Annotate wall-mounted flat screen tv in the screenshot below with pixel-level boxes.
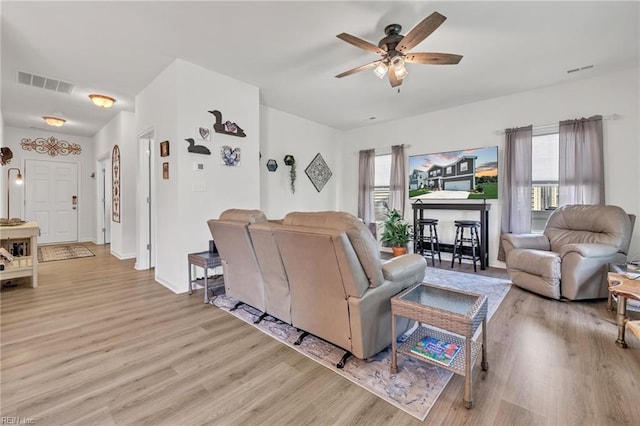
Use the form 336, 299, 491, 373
409, 146, 498, 200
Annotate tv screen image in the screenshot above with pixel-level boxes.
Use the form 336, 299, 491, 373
409, 146, 498, 200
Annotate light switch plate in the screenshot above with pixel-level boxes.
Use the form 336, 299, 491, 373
193, 162, 204, 171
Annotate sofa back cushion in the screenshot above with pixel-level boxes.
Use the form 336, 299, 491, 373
283, 211, 384, 287
544, 204, 632, 253
220, 208, 267, 224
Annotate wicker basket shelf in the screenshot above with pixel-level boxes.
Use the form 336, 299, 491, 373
396, 326, 481, 375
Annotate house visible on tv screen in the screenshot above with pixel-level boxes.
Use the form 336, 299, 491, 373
409, 146, 498, 200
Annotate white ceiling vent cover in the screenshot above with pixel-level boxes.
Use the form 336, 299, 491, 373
17, 71, 74, 94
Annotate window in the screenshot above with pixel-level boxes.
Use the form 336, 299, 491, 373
460, 162, 468, 172
374, 154, 391, 222
531, 132, 559, 232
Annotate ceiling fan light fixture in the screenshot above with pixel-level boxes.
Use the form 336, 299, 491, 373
89, 94, 116, 108
373, 62, 388, 79
42, 116, 66, 127
390, 55, 409, 80
395, 64, 408, 80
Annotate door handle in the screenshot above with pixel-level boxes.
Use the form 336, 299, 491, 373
72, 195, 77, 210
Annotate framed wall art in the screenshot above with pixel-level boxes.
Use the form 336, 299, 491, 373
162, 162, 169, 179
112, 144, 121, 223
305, 153, 332, 193
160, 140, 170, 157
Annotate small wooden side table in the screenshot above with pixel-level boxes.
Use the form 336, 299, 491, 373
607, 272, 640, 348
188, 251, 222, 303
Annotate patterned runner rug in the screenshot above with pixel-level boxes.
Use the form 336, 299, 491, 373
211, 267, 511, 420
37, 244, 95, 263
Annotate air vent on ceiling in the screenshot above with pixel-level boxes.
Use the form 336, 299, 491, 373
17, 71, 74, 94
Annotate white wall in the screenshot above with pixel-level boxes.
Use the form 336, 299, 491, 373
339, 67, 640, 266
136, 59, 260, 293
3, 126, 95, 242
260, 106, 341, 219
93, 111, 137, 258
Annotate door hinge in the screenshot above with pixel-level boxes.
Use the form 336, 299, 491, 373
146, 197, 151, 204
146, 244, 151, 250
102, 228, 105, 232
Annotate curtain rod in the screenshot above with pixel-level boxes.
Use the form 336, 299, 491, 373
494, 113, 621, 135
353, 144, 412, 155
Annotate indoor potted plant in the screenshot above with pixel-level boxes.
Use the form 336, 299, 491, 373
380, 208, 412, 257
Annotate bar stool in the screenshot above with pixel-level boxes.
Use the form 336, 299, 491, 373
417, 218, 441, 266
451, 220, 481, 272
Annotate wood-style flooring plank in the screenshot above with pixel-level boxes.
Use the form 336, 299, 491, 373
2, 244, 640, 425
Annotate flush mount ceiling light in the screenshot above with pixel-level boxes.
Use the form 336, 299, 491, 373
88, 94, 116, 108
42, 116, 66, 127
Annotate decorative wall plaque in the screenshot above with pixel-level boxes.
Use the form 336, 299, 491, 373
305, 153, 332, 193
112, 145, 121, 223
20, 136, 82, 157
208, 110, 246, 137
221, 145, 241, 166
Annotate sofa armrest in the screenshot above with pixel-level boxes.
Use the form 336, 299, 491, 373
502, 233, 550, 251
559, 243, 619, 258
382, 254, 427, 282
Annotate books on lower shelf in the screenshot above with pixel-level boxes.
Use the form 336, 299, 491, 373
410, 335, 461, 366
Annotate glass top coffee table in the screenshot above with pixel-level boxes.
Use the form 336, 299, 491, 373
390, 283, 488, 409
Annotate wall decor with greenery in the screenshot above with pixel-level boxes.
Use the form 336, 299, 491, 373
284, 155, 296, 193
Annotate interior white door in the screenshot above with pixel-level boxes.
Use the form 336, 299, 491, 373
25, 159, 79, 244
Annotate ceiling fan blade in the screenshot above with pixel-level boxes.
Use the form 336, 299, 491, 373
397, 12, 447, 53
336, 33, 386, 55
388, 66, 403, 88
404, 52, 463, 65
335, 60, 381, 78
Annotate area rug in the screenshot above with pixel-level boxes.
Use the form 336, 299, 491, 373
37, 244, 95, 263
211, 267, 511, 420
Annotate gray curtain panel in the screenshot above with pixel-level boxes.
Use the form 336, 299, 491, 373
358, 149, 375, 227
559, 115, 604, 205
388, 145, 406, 216
499, 125, 533, 261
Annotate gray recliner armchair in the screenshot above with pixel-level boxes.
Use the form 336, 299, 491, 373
501, 204, 634, 300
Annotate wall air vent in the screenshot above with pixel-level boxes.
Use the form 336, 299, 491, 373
567, 64, 595, 75
17, 71, 74, 94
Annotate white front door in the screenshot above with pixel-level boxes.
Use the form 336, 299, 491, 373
25, 159, 79, 244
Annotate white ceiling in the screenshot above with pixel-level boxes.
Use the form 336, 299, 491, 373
1, 1, 639, 137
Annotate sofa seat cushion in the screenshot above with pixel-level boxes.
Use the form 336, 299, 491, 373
507, 248, 561, 299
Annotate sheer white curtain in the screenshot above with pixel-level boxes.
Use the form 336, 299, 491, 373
358, 149, 375, 227
559, 115, 604, 205
499, 125, 532, 261
388, 145, 406, 216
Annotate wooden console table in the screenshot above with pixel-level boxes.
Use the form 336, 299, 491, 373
412, 201, 491, 270
0, 222, 39, 287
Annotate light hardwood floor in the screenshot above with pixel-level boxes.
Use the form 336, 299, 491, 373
1, 243, 639, 425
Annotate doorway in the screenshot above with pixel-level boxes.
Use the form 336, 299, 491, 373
24, 159, 78, 244
136, 129, 156, 270
96, 156, 111, 244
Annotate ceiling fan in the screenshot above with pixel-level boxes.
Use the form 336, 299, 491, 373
335, 11, 463, 88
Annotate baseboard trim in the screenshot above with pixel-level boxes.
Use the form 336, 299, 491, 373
111, 250, 136, 260
154, 274, 187, 295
